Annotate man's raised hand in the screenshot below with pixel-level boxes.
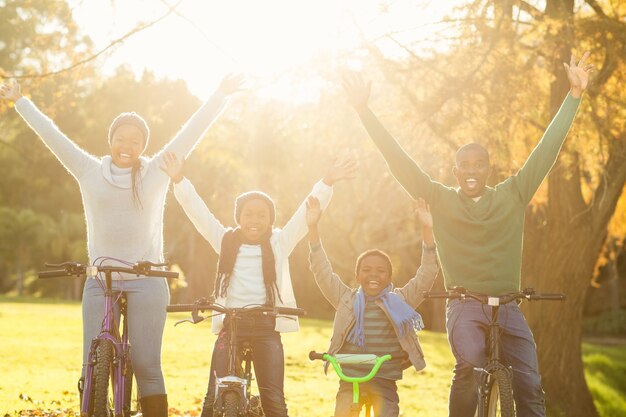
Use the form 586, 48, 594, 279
564, 51, 593, 99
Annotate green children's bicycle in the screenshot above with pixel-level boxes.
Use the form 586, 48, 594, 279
309, 351, 407, 417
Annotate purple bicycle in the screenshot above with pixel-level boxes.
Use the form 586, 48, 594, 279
38, 259, 178, 417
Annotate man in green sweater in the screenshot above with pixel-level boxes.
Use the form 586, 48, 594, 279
341, 52, 591, 417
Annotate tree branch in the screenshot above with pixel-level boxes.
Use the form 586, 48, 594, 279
5, 0, 185, 79
583, 0, 608, 19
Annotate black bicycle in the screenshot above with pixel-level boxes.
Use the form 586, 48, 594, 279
425, 287, 565, 417
167, 298, 306, 417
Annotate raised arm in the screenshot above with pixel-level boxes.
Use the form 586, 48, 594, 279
513, 52, 592, 203
1, 80, 97, 179
397, 198, 438, 308
342, 72, 439, 202
307, 195, 351, 308
155, 73, 244, 160
162, 152, 227, 252
276, 156, 357, 254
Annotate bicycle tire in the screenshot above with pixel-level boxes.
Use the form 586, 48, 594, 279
485, 368, 515, 417
222, 391, 239, 417
92, 339, 114, 417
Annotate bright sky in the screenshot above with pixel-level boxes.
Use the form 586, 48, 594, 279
69, 0, 462, 102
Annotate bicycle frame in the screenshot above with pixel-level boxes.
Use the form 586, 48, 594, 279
213, 310, 256, 415
81, 269, 133, 417
474, 301, 514, 417
425, 287, 565, 417
39, 260, 177, 417
167, 301, 304, 417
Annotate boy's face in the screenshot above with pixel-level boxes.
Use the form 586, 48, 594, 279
357, 255, 392, 297
453, 145, 492, 198
238, 199, 271, 244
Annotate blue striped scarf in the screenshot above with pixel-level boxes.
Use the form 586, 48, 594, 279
347, 284, 424, 348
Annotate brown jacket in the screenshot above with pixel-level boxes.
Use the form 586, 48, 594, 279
308, 242, 439, 373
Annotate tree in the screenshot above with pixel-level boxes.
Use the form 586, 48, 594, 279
0, 207, 52, 295
352, 0, 626, 415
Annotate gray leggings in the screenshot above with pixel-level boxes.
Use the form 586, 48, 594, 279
81, 277, 170, 397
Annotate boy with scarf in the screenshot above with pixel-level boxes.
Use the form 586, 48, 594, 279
306, 196, 438, 417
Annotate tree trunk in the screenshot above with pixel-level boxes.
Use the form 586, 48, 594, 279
523, 214, 602, 417
517, 1, 608, 414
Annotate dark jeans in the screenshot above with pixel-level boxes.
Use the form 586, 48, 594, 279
200, 316, 289, 417
446, 299, 546, 417
334, 378, 399, 417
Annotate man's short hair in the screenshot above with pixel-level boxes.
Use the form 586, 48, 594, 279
355, 249, 393, 277
455, 143, 490, 165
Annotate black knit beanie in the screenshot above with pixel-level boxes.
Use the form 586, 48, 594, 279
234, 191, 276, 225
108, 112, 150, 150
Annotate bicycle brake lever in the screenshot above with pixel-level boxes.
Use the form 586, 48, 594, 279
174, 309, 207, 326
174, 317, 204, 326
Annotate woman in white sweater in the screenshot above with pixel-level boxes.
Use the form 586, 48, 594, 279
0, 76, 243, 416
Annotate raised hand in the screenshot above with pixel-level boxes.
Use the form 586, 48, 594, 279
159, 152, 185, 183
217, 73, 245, 96
414, 198, 433, 228
322, 155, 358, 186
414, 198, 434, 247
563, 51, 593, 99
341, 71, 371, 112
0, 80, 22, 102
306, 195, 322, 229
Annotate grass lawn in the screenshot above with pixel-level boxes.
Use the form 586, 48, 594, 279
1, 297, 624, 416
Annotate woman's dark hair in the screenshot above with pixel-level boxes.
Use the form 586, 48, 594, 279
131, 159, 143, 209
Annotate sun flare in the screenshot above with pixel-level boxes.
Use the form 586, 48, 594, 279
69, 0, 458, 102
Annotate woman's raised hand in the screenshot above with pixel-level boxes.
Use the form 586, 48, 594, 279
217, 73, 245, 96
0, 80, 22, 103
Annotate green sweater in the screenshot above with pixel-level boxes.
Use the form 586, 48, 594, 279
357, 93, 581, 295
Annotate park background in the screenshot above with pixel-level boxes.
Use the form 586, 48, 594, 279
0, 0, 625, 416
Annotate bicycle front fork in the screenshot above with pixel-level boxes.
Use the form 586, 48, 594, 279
78, 377, 85, 404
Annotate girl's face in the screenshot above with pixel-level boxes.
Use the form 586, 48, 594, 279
109, 124, 145, 168
356, 255, 392, 297
238, 199, 271, 244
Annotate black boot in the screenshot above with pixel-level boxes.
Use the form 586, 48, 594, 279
139, 394, 168, 417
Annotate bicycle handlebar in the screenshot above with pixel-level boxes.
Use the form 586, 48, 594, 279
38, 261, 179, 279
424, 287, 565, 305
166, 301, 306, 317
309, 351, 408, 385
309, 351, 408, 363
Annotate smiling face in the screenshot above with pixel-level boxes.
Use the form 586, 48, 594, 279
109, 124, 145, 168
356, 253, 392, 297
453, 143, 492, 198
238, 199, 272, 244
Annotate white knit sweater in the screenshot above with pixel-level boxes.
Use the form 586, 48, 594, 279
173, 178, 333, 333
15, 93, 227, 277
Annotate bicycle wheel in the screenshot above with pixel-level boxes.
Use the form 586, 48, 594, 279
485, 368, 515, 417
92, 339, 114, 417
222, 391, 239, 417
